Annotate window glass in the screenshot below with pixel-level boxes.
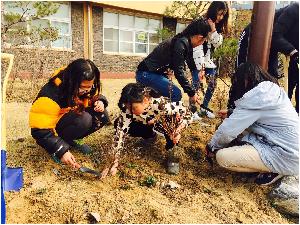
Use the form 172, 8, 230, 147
120, 30, 133, 42
103, 12, 118, 27
120, 42, 133, 53
119, 14, 134, 28
135, 17, 148, 30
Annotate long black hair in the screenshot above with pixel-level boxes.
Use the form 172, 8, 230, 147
118, 83, 161, 112
174, 17, 211, 40
171, 17, 211, 53
206, 1, 229, 34
50, 58, 101, 108
229, 62, 279, 103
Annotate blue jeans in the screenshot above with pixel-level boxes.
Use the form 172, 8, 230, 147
136, 70, 182, 102
191, 68, 217, 108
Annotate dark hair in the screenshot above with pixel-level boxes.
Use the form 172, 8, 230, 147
230, 62, 279, 102
118, 83, 161, 112
206, 1, 229, 34
50, 58, 101, 109
175, 17, 211, 39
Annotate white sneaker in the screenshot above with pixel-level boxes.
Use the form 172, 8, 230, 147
200, 106, 215, 119
191, 112, 202, 122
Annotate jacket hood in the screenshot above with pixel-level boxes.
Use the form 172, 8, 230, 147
234, 81, 288, 110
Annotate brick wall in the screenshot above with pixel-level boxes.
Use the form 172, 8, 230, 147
1, 3, 158, 80
92, 5, 144, 78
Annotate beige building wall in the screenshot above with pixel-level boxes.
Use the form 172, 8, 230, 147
94, 1, 173, 15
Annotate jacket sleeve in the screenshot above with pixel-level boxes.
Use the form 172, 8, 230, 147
271, 3, 299, 55
193, 45, 205, 70
236, 25, 250, 68
29, 97, 70, 158
208, 31, 223, 48
31, 128, 70, 159
112, 112, 131, 157
208, 106, 261, 151
98, 94, 108, 108
171, 39, 195, 97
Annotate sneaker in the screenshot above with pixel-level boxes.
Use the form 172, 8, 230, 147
255, 173, 284, 186
191, 111, 202, 122
72, 139, 93, 155
166, 147, 180, 175
200, 104, 216, 119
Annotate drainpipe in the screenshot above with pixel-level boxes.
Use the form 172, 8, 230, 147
83, 2, 93, 60
248, 1, 275, 70
87, 2, 93, 60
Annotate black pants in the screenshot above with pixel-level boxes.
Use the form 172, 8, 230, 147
56, 108, 110, 145
114, 119, 175, 150
288, 60, 299, 113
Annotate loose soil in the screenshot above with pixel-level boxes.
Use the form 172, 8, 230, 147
4, 79, 297, 224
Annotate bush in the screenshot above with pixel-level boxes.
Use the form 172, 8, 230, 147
213, 38, 238, 77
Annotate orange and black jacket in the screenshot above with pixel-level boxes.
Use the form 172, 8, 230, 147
29, 67, 108, 159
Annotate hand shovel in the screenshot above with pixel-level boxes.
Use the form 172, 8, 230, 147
79, 166, 101, 177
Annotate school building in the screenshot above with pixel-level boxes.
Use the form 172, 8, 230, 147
2, 1, 191, 79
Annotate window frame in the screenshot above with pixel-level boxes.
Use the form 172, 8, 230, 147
103, 10, 162, 56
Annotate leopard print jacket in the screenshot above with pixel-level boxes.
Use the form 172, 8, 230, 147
112, 97, 193, 156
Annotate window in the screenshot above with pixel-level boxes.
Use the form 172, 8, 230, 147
176, 22, 188, 34
3, 2, 72, 49
103, 11, 161, 55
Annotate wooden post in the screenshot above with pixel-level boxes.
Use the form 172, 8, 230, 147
248, 1, 275, 70
1, 53, 14, 150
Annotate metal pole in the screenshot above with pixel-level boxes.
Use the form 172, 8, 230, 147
248, 1, 275, 70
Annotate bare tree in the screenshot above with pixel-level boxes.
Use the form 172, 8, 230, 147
2, 1, 60, 46
164, 1, 210, 21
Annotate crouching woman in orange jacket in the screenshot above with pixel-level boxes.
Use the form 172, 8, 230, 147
29, 58, 110, 169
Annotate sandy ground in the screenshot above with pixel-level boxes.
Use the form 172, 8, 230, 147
3, 79, 297, 224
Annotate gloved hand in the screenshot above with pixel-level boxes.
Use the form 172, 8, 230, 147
290, 51, 299, 64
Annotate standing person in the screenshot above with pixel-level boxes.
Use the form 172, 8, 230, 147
29, 58, 110, 169
206, 62, 299, 186
228, 2, 299, 114
101, 83, 193, 177
136, 18, 211, 105
271, 2, 299, 113
188, 1, 229, 119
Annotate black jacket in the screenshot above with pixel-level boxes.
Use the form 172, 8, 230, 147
29, 72, 108, 159
229, 4, 299, 113
137, 37, 195, 97
271, 2, 299, 55
236, 3, 299, 69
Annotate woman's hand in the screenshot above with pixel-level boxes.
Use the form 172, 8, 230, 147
205, 144, 215, 167
147, 118, 156, 125
189, 93, 201, 105
171, 133, 181, 144
171, 120, 185, 144
207, 19, 216, 33
217, 109, 228, 119
199, 69, 205, 81
100, 156, 119, 179
165, 68, 174, 77
94, 100, 105, 112
61, 151, 81, 169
